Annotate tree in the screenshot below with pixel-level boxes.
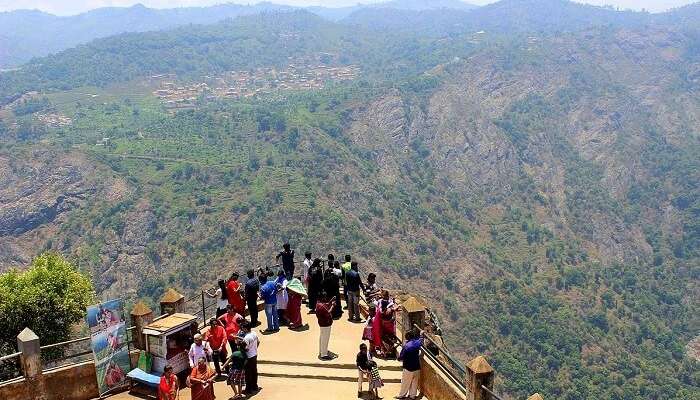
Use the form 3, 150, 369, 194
0, 252, 95, 353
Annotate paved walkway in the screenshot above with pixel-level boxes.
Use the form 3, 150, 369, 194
107, 309, 413, 400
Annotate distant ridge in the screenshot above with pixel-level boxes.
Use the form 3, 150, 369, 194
340, 0, 696, 34
0, 0, 477, 67
0, 0, 698, 68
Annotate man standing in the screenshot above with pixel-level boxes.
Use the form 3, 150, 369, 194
341, 255, 352, 307
345, 262, 364, 322
315, 292, 336, 360
188, 334, 212, 369
395, 330, 425, 400
302, 252, 312, 294
308, 258, 324, 311
244, 269, 260, 327
276, 243, 295, 280
259, 274, 279, 332
323, 262, 343, 319
241, 321, 260, 395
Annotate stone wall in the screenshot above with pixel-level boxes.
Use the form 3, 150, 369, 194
0, 351, 140, 400
0, 361, 99, 400
420, 354, 465, 400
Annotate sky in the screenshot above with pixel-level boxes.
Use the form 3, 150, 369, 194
0, 0, 696, 15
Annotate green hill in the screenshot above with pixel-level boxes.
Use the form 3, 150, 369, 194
0, 5, 698, 400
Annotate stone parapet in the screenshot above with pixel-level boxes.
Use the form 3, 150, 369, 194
420, 354, 465, 400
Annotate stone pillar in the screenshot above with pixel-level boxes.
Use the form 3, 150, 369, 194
160, 288, 185, 315
17, 328, 48, 400
400, 296, 426, 342
130, 301, 154, 350
465, 356, 494, 400
527, 393, 544, 400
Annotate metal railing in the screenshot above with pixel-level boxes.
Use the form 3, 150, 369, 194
0, 352, 22, 382
481, 385, 505, 400
413, 323, 467, 393
0, 352, 21, 362
40, 336, 93, 371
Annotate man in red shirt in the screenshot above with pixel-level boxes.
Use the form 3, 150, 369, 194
205, 318, 228, 377
226, 272, 246, 316
218, 304, 244, 354
315, 292, 336, 360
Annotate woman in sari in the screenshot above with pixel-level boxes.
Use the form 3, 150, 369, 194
374, 290, 399, 357
158, 365, 179, 400
189, 357, 216, 400
286, 277, 308, 329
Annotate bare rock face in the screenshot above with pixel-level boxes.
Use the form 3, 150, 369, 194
122, 203, 157, 255
0, 151, 96, 236
347, 92, 409, 184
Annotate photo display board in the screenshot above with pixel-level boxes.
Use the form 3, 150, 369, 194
86, 299, 132, 395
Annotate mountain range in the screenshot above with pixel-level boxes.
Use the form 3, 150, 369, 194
0, 1, 698, 399
0, 0, 478, 68
2, 0, 700, 68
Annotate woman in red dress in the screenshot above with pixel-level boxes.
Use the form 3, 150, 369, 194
226, 272, 246, 316
286, 277, 307, 329
158, 365, 179, 400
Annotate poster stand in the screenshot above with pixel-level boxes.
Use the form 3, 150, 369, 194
86, 299, 133, 397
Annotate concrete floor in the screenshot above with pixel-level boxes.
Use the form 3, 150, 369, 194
106, 310, 415, 400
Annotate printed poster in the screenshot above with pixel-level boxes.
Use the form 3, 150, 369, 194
86, 299, 131, 395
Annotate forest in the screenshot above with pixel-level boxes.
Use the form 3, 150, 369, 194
0, 2, 698, 399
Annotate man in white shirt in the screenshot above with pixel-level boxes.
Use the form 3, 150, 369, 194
241, 321, 260, 394
188, 333, 212, 368
302, 252, 312, 293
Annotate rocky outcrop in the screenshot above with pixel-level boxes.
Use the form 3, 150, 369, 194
0, 152, 96, 236
347, 92, 409, 184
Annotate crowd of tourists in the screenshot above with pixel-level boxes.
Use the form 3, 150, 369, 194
158, 243, 426, 400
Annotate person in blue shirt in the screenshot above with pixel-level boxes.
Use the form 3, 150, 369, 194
259, 274, 279, 332
395, 329, 425, 399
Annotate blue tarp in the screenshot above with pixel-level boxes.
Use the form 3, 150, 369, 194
127, 368, 160, 387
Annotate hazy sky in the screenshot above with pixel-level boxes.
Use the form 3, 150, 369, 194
0, 0, 696, 15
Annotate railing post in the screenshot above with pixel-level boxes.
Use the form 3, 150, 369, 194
160, 288, 185, 315
400, 296, 425, 342
465, 356, 494, 400
130, 301, 154, 350
17, 328, 48, 399
17, 328, 42, 379
201, 290, 206, 323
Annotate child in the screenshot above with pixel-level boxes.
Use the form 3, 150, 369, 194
223, 342, 247, 399
356, 343, 372, 398
363, 305, 377, 356
368, 359, 383, 399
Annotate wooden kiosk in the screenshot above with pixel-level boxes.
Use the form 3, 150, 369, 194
142, 313, 198, 374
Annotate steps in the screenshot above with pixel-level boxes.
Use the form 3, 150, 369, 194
258, 359, 402, 371
257, 360, 402, 383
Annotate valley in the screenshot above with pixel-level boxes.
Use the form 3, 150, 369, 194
0, 1, 698, 399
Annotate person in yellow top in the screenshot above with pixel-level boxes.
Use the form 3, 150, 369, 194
341, 254, 352, 308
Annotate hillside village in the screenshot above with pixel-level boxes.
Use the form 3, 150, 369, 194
152, 55, 360, 109
36, 113, 72, 128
